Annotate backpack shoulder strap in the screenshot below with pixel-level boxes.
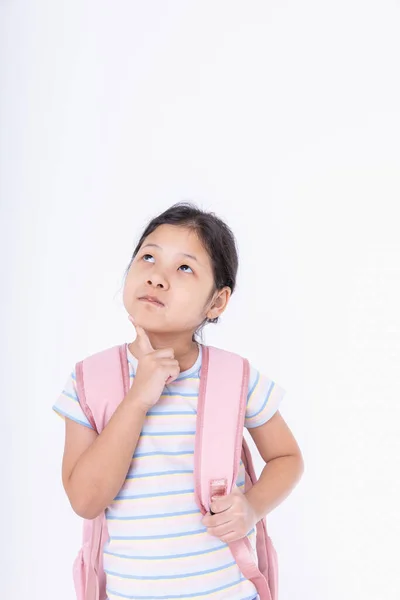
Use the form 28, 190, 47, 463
75, 343, 130, 433
74, 342, 129, 600
194, 345, 249, 511
194, 345, 273, 600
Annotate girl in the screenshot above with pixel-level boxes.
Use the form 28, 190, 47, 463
53, 202, 304, 600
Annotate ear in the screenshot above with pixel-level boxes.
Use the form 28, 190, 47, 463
206, 287, 231, 320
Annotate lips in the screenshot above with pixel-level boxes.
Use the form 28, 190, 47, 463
139, 295, 165, 307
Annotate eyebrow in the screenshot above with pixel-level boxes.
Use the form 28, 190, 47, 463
141, 243, 199, 263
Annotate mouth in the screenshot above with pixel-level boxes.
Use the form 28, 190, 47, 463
138, 296, 165, 307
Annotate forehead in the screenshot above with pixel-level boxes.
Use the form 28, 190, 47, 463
143, 224, 210, 260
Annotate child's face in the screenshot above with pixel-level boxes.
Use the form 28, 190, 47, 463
123, 224, 225, 335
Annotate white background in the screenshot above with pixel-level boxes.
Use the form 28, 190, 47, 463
1, 1, 399, 599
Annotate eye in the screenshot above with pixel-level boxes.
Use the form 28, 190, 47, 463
179, 264, 193, 273
141, 253, 193, 273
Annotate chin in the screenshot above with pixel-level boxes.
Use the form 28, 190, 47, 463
132, 312, 167, 331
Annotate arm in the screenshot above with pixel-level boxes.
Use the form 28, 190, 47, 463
62, 392, 147, 520
62, 325, 181, 520
202, 410, 304, 542
245, 410, 304, 520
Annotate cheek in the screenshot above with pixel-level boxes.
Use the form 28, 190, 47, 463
122, 272, 137, 306
122, 285, 130, 311
173, 287, 208, 319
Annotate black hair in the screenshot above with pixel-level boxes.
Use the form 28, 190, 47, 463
123, 202, 239, 341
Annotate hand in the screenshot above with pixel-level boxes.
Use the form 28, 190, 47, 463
128, 315, 180, 410
201, 485, 257, 544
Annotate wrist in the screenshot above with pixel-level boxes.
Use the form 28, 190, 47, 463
126, 390, 150, 415
244, 488, 263, 523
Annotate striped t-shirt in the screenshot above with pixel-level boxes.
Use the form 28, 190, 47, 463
53, 342, 286, 600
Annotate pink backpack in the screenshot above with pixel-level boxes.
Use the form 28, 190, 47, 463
73, 342, 279, 600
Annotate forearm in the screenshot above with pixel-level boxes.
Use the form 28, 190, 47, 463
68, 393, 147, 519
244, 454, 304, 521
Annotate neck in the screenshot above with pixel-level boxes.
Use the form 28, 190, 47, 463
129, 332, 200, 373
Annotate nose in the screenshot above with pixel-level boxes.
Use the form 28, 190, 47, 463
146, 271, 169, 290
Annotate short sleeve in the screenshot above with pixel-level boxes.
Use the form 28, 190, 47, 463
245, 363, 287, 429
52, 367, 94, 430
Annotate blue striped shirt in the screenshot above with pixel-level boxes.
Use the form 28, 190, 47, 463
53, 343, 286, 599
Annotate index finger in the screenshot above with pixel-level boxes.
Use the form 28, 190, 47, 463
134, 323, 154, 355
